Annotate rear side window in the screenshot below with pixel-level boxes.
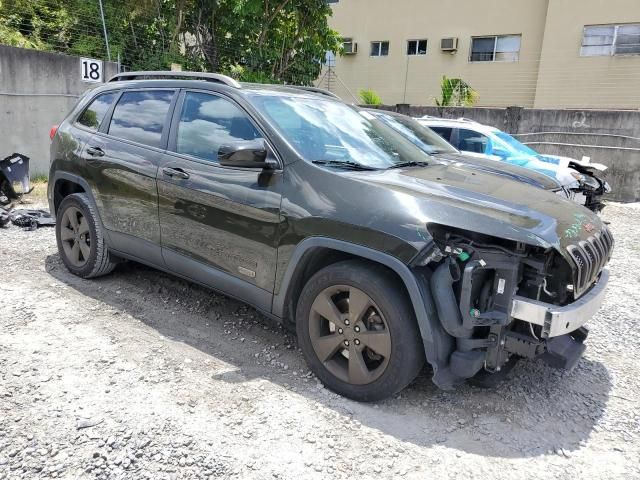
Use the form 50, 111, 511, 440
175, 92, 262, 163
429, 126, 453, 142
77, 92, 117, 131
108, 90, 174, 148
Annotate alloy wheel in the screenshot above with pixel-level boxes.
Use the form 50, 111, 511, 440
60, 206, 91, 267
308, 285, 391, 385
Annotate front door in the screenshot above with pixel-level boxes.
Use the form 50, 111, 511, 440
157, 90, 282, 308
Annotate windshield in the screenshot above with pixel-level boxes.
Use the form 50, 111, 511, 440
493, 131, 539, 157
248, 93, 432, 168
368, 111, 458, 155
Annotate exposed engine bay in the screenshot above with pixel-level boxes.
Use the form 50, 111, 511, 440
417, 224, 612, 387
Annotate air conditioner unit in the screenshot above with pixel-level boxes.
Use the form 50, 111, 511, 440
343, 39, 358, 55
440, 37, 458, 52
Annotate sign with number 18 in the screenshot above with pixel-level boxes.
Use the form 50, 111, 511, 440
80, 58, 104, 83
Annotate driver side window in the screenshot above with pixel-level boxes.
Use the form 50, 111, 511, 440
176, 92, 262, 163
456, 128, 490, 154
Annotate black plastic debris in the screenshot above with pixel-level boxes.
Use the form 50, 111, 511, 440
0, 153, 31, 205
0, 207, 9, 228
0, 207, 54, 231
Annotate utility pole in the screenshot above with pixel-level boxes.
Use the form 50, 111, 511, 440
98, 0, 111, 61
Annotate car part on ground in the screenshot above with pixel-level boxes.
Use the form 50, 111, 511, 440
0, 206, 55, 230
0, 153, 31, 205
417, 117, 609, 213
48, 71, 613, 400
0, 206, 9, 227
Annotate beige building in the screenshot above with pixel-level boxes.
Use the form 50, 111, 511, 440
321, 0, 640, 109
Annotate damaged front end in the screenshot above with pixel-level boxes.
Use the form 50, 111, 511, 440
0, 153, 31, 205
416, 224, 613, 389
568, 169, 611, 214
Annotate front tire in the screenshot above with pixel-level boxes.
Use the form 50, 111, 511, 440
296, 260, 424, 401
55, 193, 116, 278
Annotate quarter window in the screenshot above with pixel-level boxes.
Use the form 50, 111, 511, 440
77, 92, 117, 131
175, 92, 262, 163
407, 39, 428, 56
370, 41, 389, 57
581, 24, 640, 56
470, 35, 521, 62
108, 90, 174, 148
429, 126, 453, 143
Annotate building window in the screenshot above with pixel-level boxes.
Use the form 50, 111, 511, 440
407, 39, 427, 55
581, 24, 640, 56
470, 35, 521, 62
370, 41, 389, 57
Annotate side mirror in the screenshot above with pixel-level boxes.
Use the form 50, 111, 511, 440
491, 147, 510, 160
218, 140, 277, 169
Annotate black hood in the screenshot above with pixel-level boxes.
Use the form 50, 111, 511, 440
343, 162, 603, 258
433, 152, 562, 191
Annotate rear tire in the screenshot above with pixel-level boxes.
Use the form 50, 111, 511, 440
56, 193, 116, 278
296, 260, 424, 401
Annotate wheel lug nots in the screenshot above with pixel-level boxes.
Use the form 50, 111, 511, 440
354, 339, 360, 345
344, 340, 349, 347
344, 319, 350, 326
338, 328, 343, 334
354, 326, 360, 332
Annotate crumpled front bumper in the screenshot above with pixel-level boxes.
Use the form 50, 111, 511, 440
0, 153, 31, 204
510, 268, 609, 338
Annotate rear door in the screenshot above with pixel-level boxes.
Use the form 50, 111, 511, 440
83, 89, 177, 263
157, 90, 282, 309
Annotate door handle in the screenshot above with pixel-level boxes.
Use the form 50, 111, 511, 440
162, 167, 190, 180
86, 146, 105, 157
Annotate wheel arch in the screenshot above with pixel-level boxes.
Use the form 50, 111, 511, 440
273, 237, 457, 388
50, 172, 95, 219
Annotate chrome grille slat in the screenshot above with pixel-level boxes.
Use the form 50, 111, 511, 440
578, 241, 596, 284
566, 226, 614, 298
591, 234, 607, 272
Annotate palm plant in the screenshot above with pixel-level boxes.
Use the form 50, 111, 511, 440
359, 88, 383, 106
435, 76, 479, 107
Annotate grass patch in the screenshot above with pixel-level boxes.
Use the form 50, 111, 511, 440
30, 173, 49, 183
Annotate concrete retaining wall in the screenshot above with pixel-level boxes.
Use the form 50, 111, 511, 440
370, 104, 640, 202
0, 45, 118, 174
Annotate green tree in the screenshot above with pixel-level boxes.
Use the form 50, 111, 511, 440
0, 0, 341, 85
176, 0, 341, 84
435, 76, 479, 107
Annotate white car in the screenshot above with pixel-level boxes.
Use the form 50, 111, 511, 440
418, 117, 610, 212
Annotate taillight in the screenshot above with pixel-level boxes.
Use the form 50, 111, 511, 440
49, 125, 58, 140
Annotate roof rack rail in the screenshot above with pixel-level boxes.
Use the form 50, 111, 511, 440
108, 71, 241, 88
288, 85, 341, 99
457, 117, 478, 123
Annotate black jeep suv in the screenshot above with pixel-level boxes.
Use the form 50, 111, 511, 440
49, 71, 612, 401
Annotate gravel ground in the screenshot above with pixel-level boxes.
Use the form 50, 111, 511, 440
1, 199, 639, 480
